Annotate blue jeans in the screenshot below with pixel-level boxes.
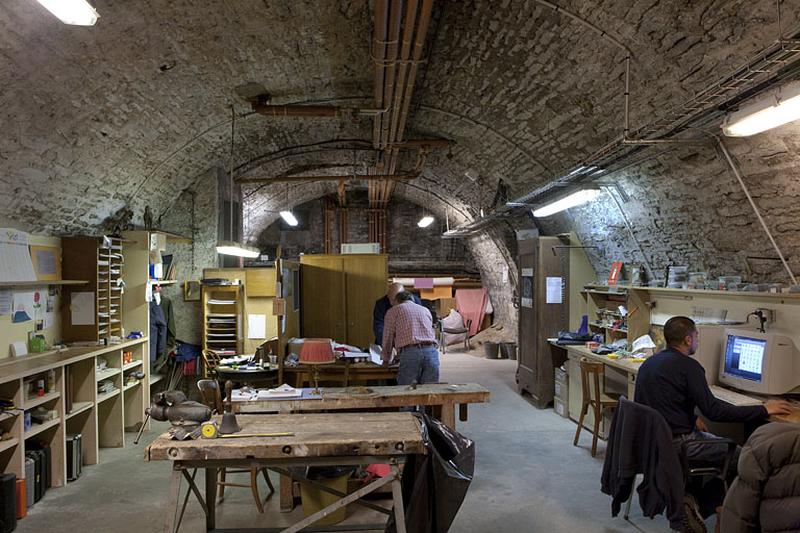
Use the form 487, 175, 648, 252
396, 346, 440, 385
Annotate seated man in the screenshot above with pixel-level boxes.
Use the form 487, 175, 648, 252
373, 282, 421, 346
381, 291, 439, 385
635, 316, 791, 529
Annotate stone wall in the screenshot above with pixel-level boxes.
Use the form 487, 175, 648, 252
159, 169, 221, 345
255, 190, 477, 276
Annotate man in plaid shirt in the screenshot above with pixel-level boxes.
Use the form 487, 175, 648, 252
381, 291, 439, 385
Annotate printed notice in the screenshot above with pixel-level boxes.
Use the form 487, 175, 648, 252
546, 277, 563, 304
247, 314, 267, 339
71, 292, 96, 326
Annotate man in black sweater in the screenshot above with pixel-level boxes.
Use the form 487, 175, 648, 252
635, 316, 791, 530
636, 317, 790, 465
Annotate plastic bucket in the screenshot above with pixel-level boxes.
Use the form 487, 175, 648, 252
500, 342, 517, 360
300, 472, 351, 525
484, 342, 500, 359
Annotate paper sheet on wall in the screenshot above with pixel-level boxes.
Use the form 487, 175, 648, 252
247, 314, 267, 339
33, 248, 57, 275
545, 277, 563, 304
0, 228, 36, 282
0, 289, 11, 315
12, 290, 36, 323
43, 311, 55, 330
71, 292, 95, 326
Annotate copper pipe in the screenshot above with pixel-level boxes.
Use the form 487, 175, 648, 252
373, 0, 389, 148
237, 173, 419, 184
388, 0, 418, 149
395, 0, 434, 145
251, 104, 340, 117
379, 0, 404, 149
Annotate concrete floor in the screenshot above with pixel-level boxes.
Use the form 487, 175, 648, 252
18, 349, 694, 533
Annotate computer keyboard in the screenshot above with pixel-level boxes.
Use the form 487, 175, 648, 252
709, 385, 763, 407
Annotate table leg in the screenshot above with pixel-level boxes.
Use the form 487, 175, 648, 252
164, 466, 182, 533
459, 403, 468, 422
205, 467, 218, 532
280, 474, 295, 512
440, 401, 456, 429
390, 464, 407, 533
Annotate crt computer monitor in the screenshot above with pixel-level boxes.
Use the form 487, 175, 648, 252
718, 328, 800, 395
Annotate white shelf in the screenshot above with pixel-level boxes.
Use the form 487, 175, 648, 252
24, 418, 60, 439
122, 360, 143, 371
150, 279, 177, 285
65, 401, 94, 419
23, 391, 61, 410
0, 411, 18, 424
123, 381, 141, 392
149, 374, 165, 386
0, 280, 87, 287
97, 389, 121, 404
0, 437, 19, 454
96, 368, 122, 381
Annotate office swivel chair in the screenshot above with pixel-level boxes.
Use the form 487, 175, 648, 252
604, 397, 735, 532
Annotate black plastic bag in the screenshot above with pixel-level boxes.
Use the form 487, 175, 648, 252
386, 413, 475, 533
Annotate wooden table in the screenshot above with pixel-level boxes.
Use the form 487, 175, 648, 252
146, 412, 425, 533
233, 383, 491, 430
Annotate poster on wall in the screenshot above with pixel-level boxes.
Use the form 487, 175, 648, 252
521, 268, 533, 308
545, 277, 563, 304
12, 290, 39, 323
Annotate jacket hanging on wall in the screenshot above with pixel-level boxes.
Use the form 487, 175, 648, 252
149, 300, 167, 364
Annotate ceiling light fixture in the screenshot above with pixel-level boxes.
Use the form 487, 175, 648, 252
215, 241, 260, 258
722, 80, 800, 137
216, 106, 260, 259
280, 210, 299, 226
35, 0, 99, 26
531, 189, 601, 218
417, 215, 434, 228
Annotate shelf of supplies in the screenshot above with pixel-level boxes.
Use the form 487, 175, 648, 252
23, 391, 61, 410
0, 438, 19, 454
96, 368, 121, 381
97, 389, 120, 404
123, 381, 141, 392
0, 280, 88, 287
122, 360, 143, 371
150, 374, 165, 386
586, 284, 800, 301
24, 418, 60, 439
65, 401, 94, 419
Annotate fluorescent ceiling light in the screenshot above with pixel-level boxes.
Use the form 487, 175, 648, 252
417, 215, 434, 228
216, 241, 260, 258
36, 0, 99, 25
280, 210, 299, 226
722, 80, 800, 137
532, 189, 601, 218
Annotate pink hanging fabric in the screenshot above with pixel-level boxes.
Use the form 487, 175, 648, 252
455, 288, 487, 337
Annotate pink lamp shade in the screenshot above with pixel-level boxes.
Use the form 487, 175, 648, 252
299, 339, 335, 363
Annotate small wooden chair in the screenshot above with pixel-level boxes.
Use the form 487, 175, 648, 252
201, 349, 221, 378
196, 379, 274, 513
573, 357, 620, 457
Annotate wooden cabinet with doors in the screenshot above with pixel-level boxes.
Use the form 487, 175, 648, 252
516, 235, 571, 408
300, 254, 388, 348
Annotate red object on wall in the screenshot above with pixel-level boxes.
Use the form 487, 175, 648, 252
608, 261, 623, 285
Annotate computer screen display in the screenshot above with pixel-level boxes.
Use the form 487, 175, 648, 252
724, 335, 766, 382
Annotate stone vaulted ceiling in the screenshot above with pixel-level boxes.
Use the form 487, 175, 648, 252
1, 0, 799, 240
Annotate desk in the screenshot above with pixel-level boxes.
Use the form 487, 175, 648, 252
146, 412, 425, 533
283, 361, 399, 387
233, 383, 490, 430
216, 365, 278, 386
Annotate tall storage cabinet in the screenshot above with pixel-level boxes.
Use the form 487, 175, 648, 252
300, 254, 387, 348
516, 235, 570, 408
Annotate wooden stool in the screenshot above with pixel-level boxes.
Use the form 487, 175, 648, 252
573, 357, 620, 457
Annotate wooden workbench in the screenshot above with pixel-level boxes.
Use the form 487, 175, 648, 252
282, 361, 399, 387
232, 383, 490, 430
146, 412, 425, 533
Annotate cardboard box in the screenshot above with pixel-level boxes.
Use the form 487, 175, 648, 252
436, 297, 456, 317
272, 298, 286, 316
554, 397, 568, 418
